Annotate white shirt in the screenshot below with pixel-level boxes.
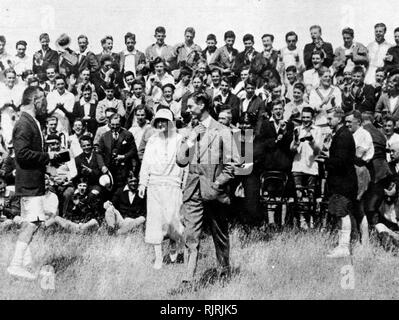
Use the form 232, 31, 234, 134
303, 68, 320, 92
146, 72, 175, 101
365, 40, 392, 84
206, 50, 217, 65
389, 96, 399, 114
129, 123, 151, 148
123, 185, 136, 204
14, 54, 31, 77
353, 127, 374, 162
387, 133, 399, 162
47, 90, 75, 135
200, 115, 212, 128
69, 134, 83, 158
0, 83, 25, 144
123, 49, 137, 76
309, 85, 342, 126
292, 124, 323, 175
284, 101, 307, 122
279, 46, 304, 69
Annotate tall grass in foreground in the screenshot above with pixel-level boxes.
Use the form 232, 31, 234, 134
0, 226, 398, 300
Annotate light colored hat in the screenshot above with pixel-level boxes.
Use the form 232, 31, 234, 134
151, 108, 175, 127
99, 171, 114, 190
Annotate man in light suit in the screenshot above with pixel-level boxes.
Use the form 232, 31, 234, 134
119, 32, 146, 78
7, 86, 57, 280
176, 92, 240, 288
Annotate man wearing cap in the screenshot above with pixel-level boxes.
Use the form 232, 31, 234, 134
7, 86, 57, 280
32, 33, 59, 76
119, 32, 146, 78
176, 92, 239, 288
202, 34, 218, 65
98, 113, 138, 190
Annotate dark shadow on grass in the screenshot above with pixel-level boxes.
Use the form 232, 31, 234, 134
43, 254, 84, 274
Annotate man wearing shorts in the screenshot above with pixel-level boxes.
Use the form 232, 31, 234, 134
7, 86, 56, 280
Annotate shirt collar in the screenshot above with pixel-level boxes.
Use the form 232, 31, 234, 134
80, 97, 94, 105
124, 49, 137, 56
200, 115, 212, 128
123, 185, 130, 191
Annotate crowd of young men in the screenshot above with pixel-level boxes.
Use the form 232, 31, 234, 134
2, 22, 399, 271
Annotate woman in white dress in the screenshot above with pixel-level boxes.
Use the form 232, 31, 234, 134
138, 108, 186, 269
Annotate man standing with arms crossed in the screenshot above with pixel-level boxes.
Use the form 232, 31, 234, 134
7, 86, 56, 279
176, 92, 239, 290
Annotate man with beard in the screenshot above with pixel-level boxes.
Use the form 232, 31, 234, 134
7, 86, 58, 280
176, 92, 239, 289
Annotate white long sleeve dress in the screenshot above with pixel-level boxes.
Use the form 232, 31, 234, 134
139, 130, 186, 244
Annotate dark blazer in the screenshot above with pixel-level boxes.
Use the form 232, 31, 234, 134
239, 95, 267, 134
91, 70, 124, 101
260, 119, 294, 172
112, 187, 146, 218
303, 41, 334, 69
1, 155, 16, 186
98, 128, 139, 184
72, 100, 98, 135
77, 51, 100, 74
32, 48, 59, 75
96, 52, 121, 71
325, 125, 358, 200
232, 50, 259, 76
384, 45, 399, 74
342, 83, 375, 113
211, 92, 240, 125
74, 151, 104, 187
118, 50, 146, 74
13, 112, 50, 196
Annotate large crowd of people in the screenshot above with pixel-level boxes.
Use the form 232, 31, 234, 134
2, 23, 399, 290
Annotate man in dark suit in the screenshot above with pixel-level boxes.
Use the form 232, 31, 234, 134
323, 108, 358, 258
72, 84, 98, 135
32, 33, 59, 75
232, 34, 259, 78
77, 35, 100, 75
95, 35, 120, 71
212, 76, 240, 124
176, 92, 239, 288
98, 113, 139, 190
342, 65, 375, 113
7, 86, 56, 280
104, 174, 146, 235
303, 25, 334, 70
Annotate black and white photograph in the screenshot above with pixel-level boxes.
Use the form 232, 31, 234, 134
0, 0, 399, 305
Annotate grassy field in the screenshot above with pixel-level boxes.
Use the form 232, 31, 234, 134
1, 225, 399, 300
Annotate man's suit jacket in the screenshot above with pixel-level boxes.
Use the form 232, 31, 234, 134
95, 52, 121, 71
176, 116, 240, 204
112, 187, 146, 218
325, 125, 358, 200
12, 112, 50, 196
74, 151, 104, 187
32, 48, 59, 75
239, 95, 267, 134
259, 118, 294, 172
77, 51, 100, 74
376, 93, 399, 122
303, 41, 334, 70
98, 128, 138, 180
210, 92, 240, 125
341, 83, 375, 114
209, 45, 238, 71
232, 50, 259, 76
118, 50, 146, 74
72, 100, 98, 135
91, 70, 124, 101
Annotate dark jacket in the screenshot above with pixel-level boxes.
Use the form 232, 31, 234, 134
98, 128, 138, 185
74, 151, 104, 187
341, 83, 375, 113
260, 119, 294, 172
303, 41, 334, 70
32, 48, 59, 75
211, 92, 240, 125
112, 187, 146, 218
91, 69, 124, 101
72, 100, 98, 135
384, 45, 399, 74
77, 51, 100, 75
232, 50, 259, 76
13, 112, 50, 196
325, 125, 357, 199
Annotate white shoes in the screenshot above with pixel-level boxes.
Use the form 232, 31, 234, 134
7, 265, 37, 281
326, 245, 350, 258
